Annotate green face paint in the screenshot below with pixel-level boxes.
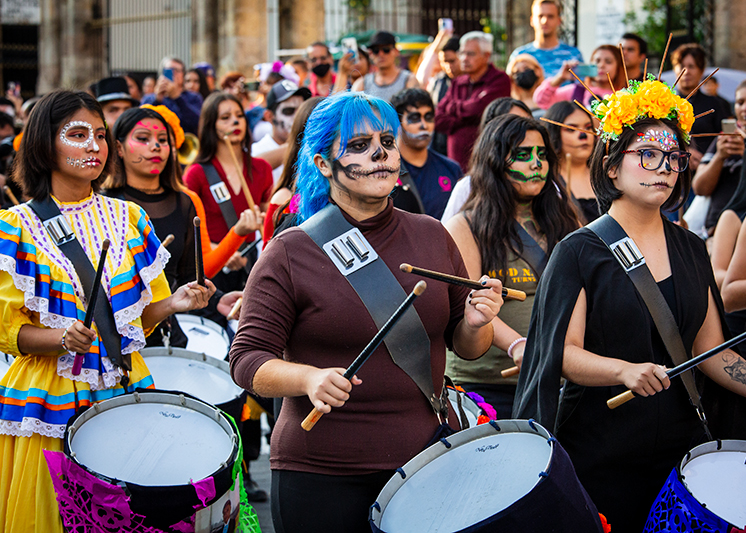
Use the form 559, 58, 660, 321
507, 145, 549, 182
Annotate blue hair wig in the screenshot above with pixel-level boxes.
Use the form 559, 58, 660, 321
295, 92, 401, 222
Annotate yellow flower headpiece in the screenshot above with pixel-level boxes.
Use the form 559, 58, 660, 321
141, 104, 185, 149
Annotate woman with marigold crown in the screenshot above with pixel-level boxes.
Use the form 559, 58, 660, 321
515, 68, 746, 530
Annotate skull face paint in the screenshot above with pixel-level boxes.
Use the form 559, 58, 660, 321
54, 109, 108, 184
272, 95, 304, 144
400, 105, 435, 150
507, 145, 548, 182
121, 118, 171, 177
59, 121, 101, 151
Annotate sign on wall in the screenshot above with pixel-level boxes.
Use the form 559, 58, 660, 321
596, 0, 626, 44
1, 0, 41, 25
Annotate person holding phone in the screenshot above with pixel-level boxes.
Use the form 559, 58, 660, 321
141, 56, 203, 135
533, 44, 624, 110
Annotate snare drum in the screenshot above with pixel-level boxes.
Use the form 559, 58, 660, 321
57, 390, 241, 531
644, 440, 746, 532
0, 352, 13, 381
370, 419, 604, 532
175, 314, 231, 361
140, 347, 246, 423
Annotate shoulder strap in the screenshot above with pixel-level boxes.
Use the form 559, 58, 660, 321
512, 220, 548, 277
396, 169, 426, 214
202, 163, 239, 228
587, 214, 710, 435
300, 203, 446, 416
27, 197, 128, 370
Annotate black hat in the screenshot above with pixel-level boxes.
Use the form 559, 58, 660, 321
368, 31, 397, 49
266, 80, 312, 111
94, 77, 140, 106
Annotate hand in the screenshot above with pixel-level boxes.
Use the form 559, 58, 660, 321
304, 367, 362, 413
715, 134, 745, 158
619, 362, 670, 396
217, 291, 243, 316
338, 53, 355, 76
512, 340, 526, 370
63, 321, 97, 354
463, 276, 504, 329
169, 279, 216, 313
224, 251, 249, 271
234, 206, 264, 236
154, 76, 171, 101
552, 60, 580, 86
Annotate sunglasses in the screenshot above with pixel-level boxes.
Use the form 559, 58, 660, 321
371, 46, 394, 55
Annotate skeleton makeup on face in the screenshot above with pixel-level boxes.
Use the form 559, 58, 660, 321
272, 96, 304, 144
507, 145, 549, 182
59, 120, 101, 151
636, 129, 678, 151
66, 156, 101, 168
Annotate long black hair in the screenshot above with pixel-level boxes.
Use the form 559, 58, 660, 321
463, 113, 580, 278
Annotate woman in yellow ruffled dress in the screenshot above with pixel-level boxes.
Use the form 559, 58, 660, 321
0, 90, 215, 533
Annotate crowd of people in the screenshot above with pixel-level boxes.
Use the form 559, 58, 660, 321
2, 0, 746, 532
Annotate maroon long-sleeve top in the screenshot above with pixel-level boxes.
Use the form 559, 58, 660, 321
229, 201, 471, 475
434, 64, 511, 172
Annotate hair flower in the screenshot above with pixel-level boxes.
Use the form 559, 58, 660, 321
141, 104, 185, 149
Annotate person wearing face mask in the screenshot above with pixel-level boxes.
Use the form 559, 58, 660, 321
230, 92, 503, 533
251, 80, 311, 184
306, 42, 337, 97
391, 88, 461, 219
506, 54, 545, 117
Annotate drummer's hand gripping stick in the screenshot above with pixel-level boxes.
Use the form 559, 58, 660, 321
301, 281, 427, 431
607, 329, 746, 409
71, 239, 110, 376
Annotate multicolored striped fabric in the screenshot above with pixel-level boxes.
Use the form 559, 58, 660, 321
0, 193, 170, 438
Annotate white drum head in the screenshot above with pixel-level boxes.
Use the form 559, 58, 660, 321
141, 348, 243, 407
447, 388, 481, 429
374, 420, 553, 533
681, 440, 746, 527
68, 392, 235, 487
175, 315, 230, 361
0, 352, 13, 382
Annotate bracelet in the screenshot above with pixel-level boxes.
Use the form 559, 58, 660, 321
61, 327, 70, 352
507, 337, 527, 359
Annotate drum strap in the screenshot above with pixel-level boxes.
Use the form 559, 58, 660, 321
27, 196, 128, 371
511, 220, 547, 277
588, 214, 712, 439
301, 203, 448, 417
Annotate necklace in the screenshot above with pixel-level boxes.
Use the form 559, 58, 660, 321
129, 183, 164, 194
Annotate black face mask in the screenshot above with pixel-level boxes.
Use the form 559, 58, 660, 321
515, 69, 538, 90
312, 63, 331, 77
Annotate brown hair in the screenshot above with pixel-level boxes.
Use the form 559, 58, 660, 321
671, 43, 706, 72
531, 0, 562, 15
195, 93, 252, 182
591, 44, 626, 91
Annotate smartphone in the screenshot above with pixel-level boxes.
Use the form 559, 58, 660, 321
244, 81, 260, 92
439, 18, 453, 31
341, 37, 358, 61
7, 82, 20, 97
163, 68, 174, 82
722, 118, 737, 134
573, 64, 598, 78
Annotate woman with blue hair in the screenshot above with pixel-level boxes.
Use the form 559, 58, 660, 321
230, 92, 503, 532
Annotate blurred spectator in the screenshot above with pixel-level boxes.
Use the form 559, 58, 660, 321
533, 44, 624, 110
0, 98, 15, 119
0, 112, 13, 140
193, 62, 217, 92
333, 48, 371, 93
306, 42, 336, 97
506, 54, 545, 116
220, 71, 252, 110
353, 31, 418, 100
141, 56, 203, 135
142, 76, 156, 96
434, 31, 511, 172
124, 73, 143, 100
251, 67, 289, 142
415, 26, 456, 90
185, 68, 212, 101
671, 43, 729, 160
427, 36, 461, 156
94, 77, 139, 127
251, 80, 311, 184
620, 33, 647, 81
287, 57, 310, 88
391, 88, 461, 219
702, 76, 734, 117
508, 0, 583, 79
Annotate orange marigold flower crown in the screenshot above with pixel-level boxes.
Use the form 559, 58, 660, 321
141, 104, 185, 149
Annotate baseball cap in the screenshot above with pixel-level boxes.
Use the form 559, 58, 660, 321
266, 80, 312, 111
368, 31, 397, 49
193, 62, 216, 79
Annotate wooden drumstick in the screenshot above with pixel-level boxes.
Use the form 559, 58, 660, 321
193, 217, 206, 287
162, 234, 174, 247
3, 186, 19, 206
302, 281, 427, 431
72, 239, 110, 376
501, 366, 520, 378
222, 133, 256, 210
227, 297, 243, 320
399, 263, 526, 302
607, 329, 746, 409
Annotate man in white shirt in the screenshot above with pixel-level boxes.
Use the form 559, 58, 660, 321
251, 80, 311, 184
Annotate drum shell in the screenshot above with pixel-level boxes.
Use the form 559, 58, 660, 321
64, 390, 239, 531
175, 314, 231, 361
0, 352, 13, 381
370, 420, 603, 533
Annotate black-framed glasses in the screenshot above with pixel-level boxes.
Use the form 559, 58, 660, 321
621, 148, 690, 173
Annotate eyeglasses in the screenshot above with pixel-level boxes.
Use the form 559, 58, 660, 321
621, 148, 690, 173
370, 46, 394, 55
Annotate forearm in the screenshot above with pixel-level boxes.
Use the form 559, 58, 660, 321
692, 156, 725, 196
491, 317, 523, 352
17, 324, 64, 355
140, 297, 175, 331
562, 344, 627, 386
251, 358, 312, 398
452, 319, 493, 360
700, 349, 746, 396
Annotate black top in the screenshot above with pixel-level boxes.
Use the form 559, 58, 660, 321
572, 196, 601, 225
513, 218, 746, 531
701, 138, 743, 230
687, 90, 729, 153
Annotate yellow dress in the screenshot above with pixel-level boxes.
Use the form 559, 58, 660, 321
0, 193, 170, 533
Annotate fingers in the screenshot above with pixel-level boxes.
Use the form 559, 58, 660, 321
307, 368, 358, 413
467, 276, 504, 314
626, 363, 669, 397
65, 321, 97, 353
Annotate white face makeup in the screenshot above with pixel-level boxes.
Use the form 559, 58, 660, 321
272, 95, 304, 144
60, 120, 100, 152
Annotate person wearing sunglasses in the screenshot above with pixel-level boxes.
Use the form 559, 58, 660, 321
391, 88, 461, 219
352, 31, 418, 102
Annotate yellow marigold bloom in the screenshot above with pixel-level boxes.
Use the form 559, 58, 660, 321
637, 81, 676, 119
676, 98, 695, 133
141, 104, 185, 149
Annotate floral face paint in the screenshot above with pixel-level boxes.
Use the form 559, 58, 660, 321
507, 145, 549, 182
121, 118, 170, 177
636, 129, 678, 151
59, 121, 100, 151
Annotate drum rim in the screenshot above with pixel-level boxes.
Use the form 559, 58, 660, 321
174, 314, 230, 341
370, 419, 554, 527
446, 387, 482, 422
64, 390, 239, 489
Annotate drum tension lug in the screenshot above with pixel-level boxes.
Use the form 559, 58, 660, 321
133, 391, 141, 403
70, 451, 76, 459
94, 403, 101, 413
396, 467, 406, 479
179, 394, 186, 406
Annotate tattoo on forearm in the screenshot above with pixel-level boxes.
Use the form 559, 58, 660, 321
721, 352, 746, 385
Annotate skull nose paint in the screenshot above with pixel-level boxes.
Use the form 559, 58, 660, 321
371, 145, 387, 162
